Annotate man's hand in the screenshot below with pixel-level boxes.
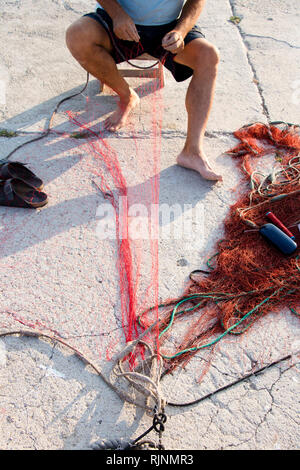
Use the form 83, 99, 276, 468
113, 13, 140, 42
162, 30, 185, 54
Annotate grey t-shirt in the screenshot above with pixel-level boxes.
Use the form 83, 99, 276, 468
95, 0, 186, 26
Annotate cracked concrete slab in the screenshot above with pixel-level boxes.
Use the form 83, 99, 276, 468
229, 0, 300, 122
0, 0, 299, 450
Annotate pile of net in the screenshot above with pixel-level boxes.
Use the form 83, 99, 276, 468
139, 122, 300, 373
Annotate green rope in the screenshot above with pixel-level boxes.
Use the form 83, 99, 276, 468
290, 307, 300, 317
137, 299, 204, 328
137, 256, 299, 362
206, 252, 219, 271
160, 287, 284, 360
158, 295, 205, 340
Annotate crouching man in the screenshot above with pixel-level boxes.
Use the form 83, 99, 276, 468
66, 0, 222, 180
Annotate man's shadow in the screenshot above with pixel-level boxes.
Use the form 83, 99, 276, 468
0, 77, 216, 260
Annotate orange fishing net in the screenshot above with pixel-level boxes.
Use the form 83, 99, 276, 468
140, 122, 300, 373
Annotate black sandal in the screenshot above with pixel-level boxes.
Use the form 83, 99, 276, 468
0, 161, 43, 190
0, 178, 48, 209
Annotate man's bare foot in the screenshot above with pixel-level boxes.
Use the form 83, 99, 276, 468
104, 88, 140, 132
177, 149, 223, 181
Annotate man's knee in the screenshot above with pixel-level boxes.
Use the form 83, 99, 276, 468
184, 39, 220, 71
194, 41, 220, 69
204, 43, 220, 66
66, 18, 111, 62
66, 21, 89, 59
175, 39, 220, 71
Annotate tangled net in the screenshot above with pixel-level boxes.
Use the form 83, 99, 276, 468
0, 55, 166, 371
140, 122, 300, 373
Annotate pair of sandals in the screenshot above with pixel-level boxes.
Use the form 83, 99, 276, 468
0, 161, 48, 209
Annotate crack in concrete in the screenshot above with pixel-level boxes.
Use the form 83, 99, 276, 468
36, 342, 57, 385
227, 0, 270, 121
202, 406, 220, 440
252, 362, 298, 443
200, 360, 299, 449
192, 353, 239, 380
24, 405, 38, 450
60, 0, 83, 15
63, 325, 121, 340
243, 34, 300, 50
224, 434, 253, 449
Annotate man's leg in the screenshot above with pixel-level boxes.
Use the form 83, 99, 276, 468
66, 17, 139, 131
174, 38, 222, 181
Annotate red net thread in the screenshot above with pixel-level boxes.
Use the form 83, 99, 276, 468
66, 62, 164, 364
0, 54, 165, 368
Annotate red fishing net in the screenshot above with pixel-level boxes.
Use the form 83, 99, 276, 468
66, 65, 164, 363
0, 61, 164, 370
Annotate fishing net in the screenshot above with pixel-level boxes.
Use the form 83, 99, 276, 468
1, 45, 299, 411
140, 121, 300, 375
0, 57, 165, 375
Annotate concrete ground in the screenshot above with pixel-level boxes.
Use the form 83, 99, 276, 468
0, 0, 299, 450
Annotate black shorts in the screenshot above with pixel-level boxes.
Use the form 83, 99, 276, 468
83, 8, 205, 82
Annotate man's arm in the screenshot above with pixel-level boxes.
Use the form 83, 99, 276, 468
97, 0, 140, 42
162, 0, 206, 54
176, 0, 206, 38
